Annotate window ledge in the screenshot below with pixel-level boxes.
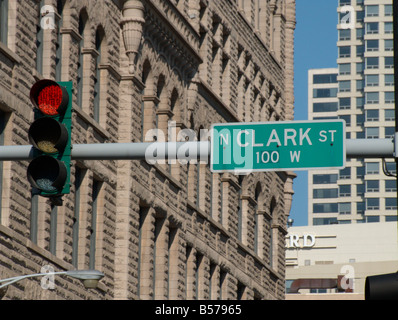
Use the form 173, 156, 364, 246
0, 42, 21, 64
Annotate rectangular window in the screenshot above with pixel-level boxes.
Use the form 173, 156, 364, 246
386, 180, 397, 192
357, 201, 365, 214
366, 127, 379, 139
356, 10, 364, 22
339, 98, 351, 110
366, 5, 379, 17
72, 167, 83, 267
356, 80, 364, 92
339, 0, 350, 5
313, 203, 338, 214
89, 179, 101, 269
339, 46, 351, 58
313, 188, 338, 199
385, 57, 394, 69
366, 22, 379, 34
366, 57, 379, 69
357, 183, 365, 196
386, 198, 397, 210
339, 167, 351, 179
356, 28, 364, 40
356, 114, 364, 126
339, 81, 351, 93
313, 74, 337, 84
366, 198, 379, 210
384, 22, 393, 34
366, 75, 379, 87
366, 92, 379, 104
385, 5, 393, 16
339, 63, 351, 75
313, 102, 338, 113
49, 205, 58, 255
356, 62, 364, 74
366, 109, 379, 122
366, 162, 379, 174
313, 174, 338, 184
385, 109, 395, 121
339, 115, 351, 126
385, 127, 395, 139
385, 92, 395, 104
339, 203, 351, 215
366, 180, 379, 192
385, 40, 393, 52
339, 29, 351, 41
313, 88, 338, 98
385, 74, 394, 86
339, 185, 351, 197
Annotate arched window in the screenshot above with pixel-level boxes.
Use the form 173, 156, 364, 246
254, 183, 262, 255
0, 0, 8, 45
35, 0, 44, 74
77, 11, 88, 108
269, 197, 277, 268
55, 0, 65, 81
141, 60, 156, 142
93, 27, 105, 122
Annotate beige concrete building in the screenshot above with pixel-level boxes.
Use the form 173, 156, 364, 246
285, 222, 398, 300
0, 0, 296, 300
308, 0, 397, 226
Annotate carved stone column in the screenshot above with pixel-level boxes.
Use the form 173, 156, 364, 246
121, 0, 145, 74
284, 171, 297, 217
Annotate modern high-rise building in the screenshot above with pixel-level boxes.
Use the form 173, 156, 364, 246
308, 0, 397, 226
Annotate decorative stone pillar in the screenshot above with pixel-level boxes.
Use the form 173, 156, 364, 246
284, 171, 297, 217
284, 0, 296, 121
121, 0, 145, 74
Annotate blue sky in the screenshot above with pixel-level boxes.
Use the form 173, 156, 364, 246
289, 0, 338, 226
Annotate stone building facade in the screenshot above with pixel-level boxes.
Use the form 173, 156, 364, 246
0, 0, 295, 300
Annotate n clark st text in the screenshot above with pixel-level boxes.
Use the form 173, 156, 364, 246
211, 120, 346, 173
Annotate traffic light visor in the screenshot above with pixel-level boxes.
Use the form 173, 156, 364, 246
30, 79, 69, 116
27, 155, 67, 193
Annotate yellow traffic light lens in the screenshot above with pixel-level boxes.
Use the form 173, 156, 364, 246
28, 117, 68, 154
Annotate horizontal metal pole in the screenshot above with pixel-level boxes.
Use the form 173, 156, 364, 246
0, 141, 211, 161
72, 141, 211, 161
0, 139, 394, 161
346, 139, 394, 159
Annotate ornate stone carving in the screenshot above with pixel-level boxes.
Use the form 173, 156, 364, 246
121, 0, 145, 74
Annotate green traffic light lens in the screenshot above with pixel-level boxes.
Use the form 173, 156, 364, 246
27, 156, 67, 193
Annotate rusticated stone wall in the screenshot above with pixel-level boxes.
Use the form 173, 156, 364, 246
0, 0, 295, 300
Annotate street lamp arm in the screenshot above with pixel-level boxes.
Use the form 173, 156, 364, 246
0, 269, 104, 290
0, 271, 68, 289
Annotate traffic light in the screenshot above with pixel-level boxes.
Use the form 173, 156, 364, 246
27, 79, 72, 202
365, 272, 398, 300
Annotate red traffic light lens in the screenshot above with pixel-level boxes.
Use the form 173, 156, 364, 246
30, 79, 69, 116
37, 85, 63, 116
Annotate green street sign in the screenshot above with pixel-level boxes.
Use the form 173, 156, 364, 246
210, 120, 346, 173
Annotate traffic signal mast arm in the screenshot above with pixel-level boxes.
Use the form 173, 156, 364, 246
0, 139, 394, 161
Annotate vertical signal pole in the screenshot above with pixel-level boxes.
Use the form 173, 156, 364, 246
393, 0, 398, 222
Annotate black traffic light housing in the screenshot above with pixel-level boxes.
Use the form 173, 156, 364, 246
365, 272, 398, 300
27, 79, 72, 201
